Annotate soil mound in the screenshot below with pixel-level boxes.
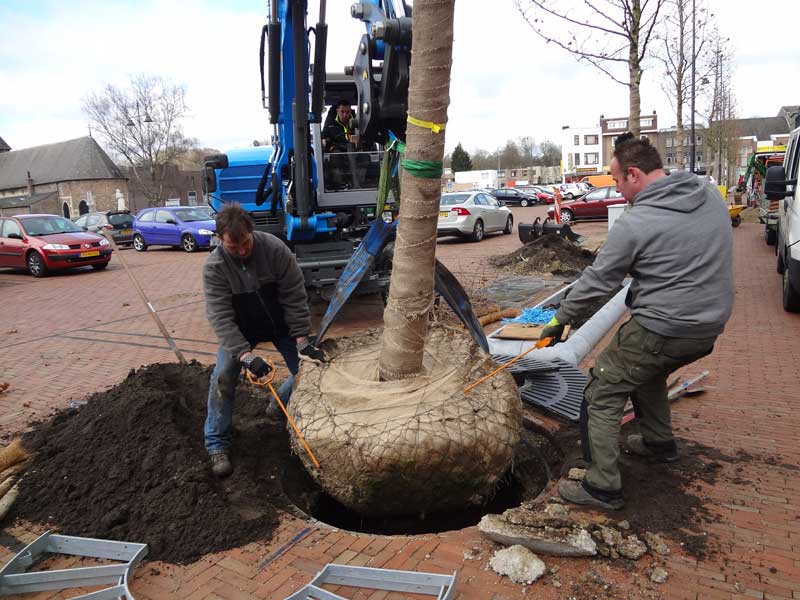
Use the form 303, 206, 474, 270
490, 236, 595, 277
13, 362, 290, 564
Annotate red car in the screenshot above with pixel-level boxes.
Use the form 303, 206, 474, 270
547, 186, 626, 224
0, 214, 112, 277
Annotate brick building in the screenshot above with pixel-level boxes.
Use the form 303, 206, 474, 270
0, 136, 129, 218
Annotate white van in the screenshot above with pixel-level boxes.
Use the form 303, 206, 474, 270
771, 125, 800, 311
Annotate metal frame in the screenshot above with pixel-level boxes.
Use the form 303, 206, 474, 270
285, 564, 457, 600
0, 531, 147, 599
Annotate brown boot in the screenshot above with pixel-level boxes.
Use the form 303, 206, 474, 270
210, 452, 233, 477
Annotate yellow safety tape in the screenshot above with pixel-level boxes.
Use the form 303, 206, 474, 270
407, 115, 446, 134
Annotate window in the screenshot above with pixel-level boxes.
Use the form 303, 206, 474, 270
640, 117, 653, 128
696, 153, 703, 163
155, 210, 173, 223
574, 153, 580, 166
138, 210, 155, 223
666, 138, 673, 148
683, 137, 688, 146
86, 214, 101, 227
666, 155, 673, 165
74, 215, 88, 228
187, 191, 198, 206
585, 134, 599, 145
611, 136, 618, 146
696, 136, 703, 146
607, 119, 628, 129
511, 170, 517, 177
585, 153, 599, 165
641, 135, 648, 141
574, 135, 580, 145
1, 219, 21, 238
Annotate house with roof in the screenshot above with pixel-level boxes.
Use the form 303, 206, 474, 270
0, 136, 128, 218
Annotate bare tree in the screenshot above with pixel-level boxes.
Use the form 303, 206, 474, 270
516, 0, 666, 136
656, 0, 714, 170
703, 37, 738, 187
378, 0, 456, 380
83, 75, 196, 205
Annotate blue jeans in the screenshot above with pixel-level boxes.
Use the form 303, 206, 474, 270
204, 335, 300, 455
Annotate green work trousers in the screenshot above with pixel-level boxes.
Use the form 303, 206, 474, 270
581, 317, 716, 494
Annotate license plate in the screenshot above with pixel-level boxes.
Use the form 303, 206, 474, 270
120, 229, 132, 236
80, 250, 100, 258
439, 211, 450, 218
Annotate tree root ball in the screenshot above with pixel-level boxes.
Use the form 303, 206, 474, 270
289, 325, 523, 517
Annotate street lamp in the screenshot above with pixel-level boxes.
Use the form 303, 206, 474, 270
125, 102, 153, 127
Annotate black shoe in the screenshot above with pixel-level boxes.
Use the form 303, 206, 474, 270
210, 452, 233, 477
625, 435, 679, 463
558, 480, 625, 511
265, 399, 287, 420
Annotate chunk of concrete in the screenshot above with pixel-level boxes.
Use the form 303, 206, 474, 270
489, 545, 546, 585
568, 468, 586, 481
644, 532, 670, 555
617, 534, 648, 560
479, 514, 597, 557
650, 567, 668, 583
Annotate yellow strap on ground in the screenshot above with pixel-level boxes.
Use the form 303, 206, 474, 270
407, 115, 446, 134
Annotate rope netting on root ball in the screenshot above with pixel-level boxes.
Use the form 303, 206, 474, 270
289, 325, 523, 517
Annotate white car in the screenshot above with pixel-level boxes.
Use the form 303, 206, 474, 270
558, 182, 589, 199
774, 124, 800, 311
437, 191, 514, 242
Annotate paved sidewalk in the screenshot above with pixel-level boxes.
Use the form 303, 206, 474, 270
0, 220, 798, 599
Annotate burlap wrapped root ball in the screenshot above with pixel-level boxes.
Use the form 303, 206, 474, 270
288, 325, 523, 517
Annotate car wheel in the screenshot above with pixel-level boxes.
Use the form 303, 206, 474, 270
469, 219, 484, 242
731, 215, 742, 227
566, 193, 574, 200
503, 215, 513, 235
777, 233, 786, 274
783, 264, 800, 312
26, 252, 48, 278
520, 198, 529, 207
92, 262, 109, 271
560, 208, 575, 224
182, 234, 198, 253
133, 234, 148, 252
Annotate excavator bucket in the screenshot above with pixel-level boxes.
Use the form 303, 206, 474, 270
518, 217, 584, 245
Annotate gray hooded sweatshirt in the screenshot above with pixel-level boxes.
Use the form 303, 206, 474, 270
556, 171, 734, 339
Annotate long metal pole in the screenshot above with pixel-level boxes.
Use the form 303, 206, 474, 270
689, 0, 696, 174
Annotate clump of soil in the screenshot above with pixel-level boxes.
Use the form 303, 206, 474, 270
13, 362, 295, 564
490, 236, 596, 277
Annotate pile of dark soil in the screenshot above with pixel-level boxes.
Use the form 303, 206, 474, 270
552, 424, 727, 559
13, 362, 296, 564
490, 236, 596, 277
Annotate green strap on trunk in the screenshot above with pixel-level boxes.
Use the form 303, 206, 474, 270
400, 159, 443, 179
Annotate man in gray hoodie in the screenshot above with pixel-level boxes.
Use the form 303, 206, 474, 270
203, 204, 326, 477
541, 132, 734, 510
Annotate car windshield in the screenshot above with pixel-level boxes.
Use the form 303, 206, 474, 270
440, 194, 470, 206
172, 208, 212, 222
108, 213, 133, 226
21, 216, 83, 236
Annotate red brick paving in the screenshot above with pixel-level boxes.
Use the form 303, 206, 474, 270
1, 215, 799, 599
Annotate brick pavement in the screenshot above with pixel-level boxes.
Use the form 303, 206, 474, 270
0, 217, 798, 599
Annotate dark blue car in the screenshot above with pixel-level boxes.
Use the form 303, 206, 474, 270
132, 206, 216, 253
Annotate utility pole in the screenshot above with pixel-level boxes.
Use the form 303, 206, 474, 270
689, 0, 696, 175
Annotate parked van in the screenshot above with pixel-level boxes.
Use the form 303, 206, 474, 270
580, 174, 615, 188
770, 125, 800, 311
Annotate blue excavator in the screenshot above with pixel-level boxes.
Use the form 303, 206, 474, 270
203, 0, 412, 300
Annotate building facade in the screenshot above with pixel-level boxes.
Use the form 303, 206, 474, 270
0, 137, 129, 218
560, 125, 603, 182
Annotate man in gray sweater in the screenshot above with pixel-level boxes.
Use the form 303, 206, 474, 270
203, 204, 326, 477
542, 133, 734, 510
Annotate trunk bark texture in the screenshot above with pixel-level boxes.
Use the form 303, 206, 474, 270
378, 0, 456, 381
628, 0, 642, 136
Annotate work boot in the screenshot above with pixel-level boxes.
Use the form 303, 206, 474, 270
558, 479, 624, 511
265, 399, 286, 421
625, 435, 679, 463
209, 452, 233, 478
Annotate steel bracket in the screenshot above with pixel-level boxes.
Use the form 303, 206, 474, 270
0, 531, 147, 599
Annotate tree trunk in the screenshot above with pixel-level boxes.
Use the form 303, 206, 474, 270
379, 0, 456, 381
675, 0, 686, 170
628, 0, 642, 137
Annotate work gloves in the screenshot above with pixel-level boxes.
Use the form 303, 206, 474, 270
298, 340, 328, 364
540, 316, 566, 346
241, 354, 273, 379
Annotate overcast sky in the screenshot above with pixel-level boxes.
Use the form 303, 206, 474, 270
1, 0, 798, 157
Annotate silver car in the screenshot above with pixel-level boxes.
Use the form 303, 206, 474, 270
437, 191, 514, 242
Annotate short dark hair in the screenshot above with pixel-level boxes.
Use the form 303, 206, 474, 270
613, 132, 663, 174
215, 204, 254, 242
335, 99, 351, 108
